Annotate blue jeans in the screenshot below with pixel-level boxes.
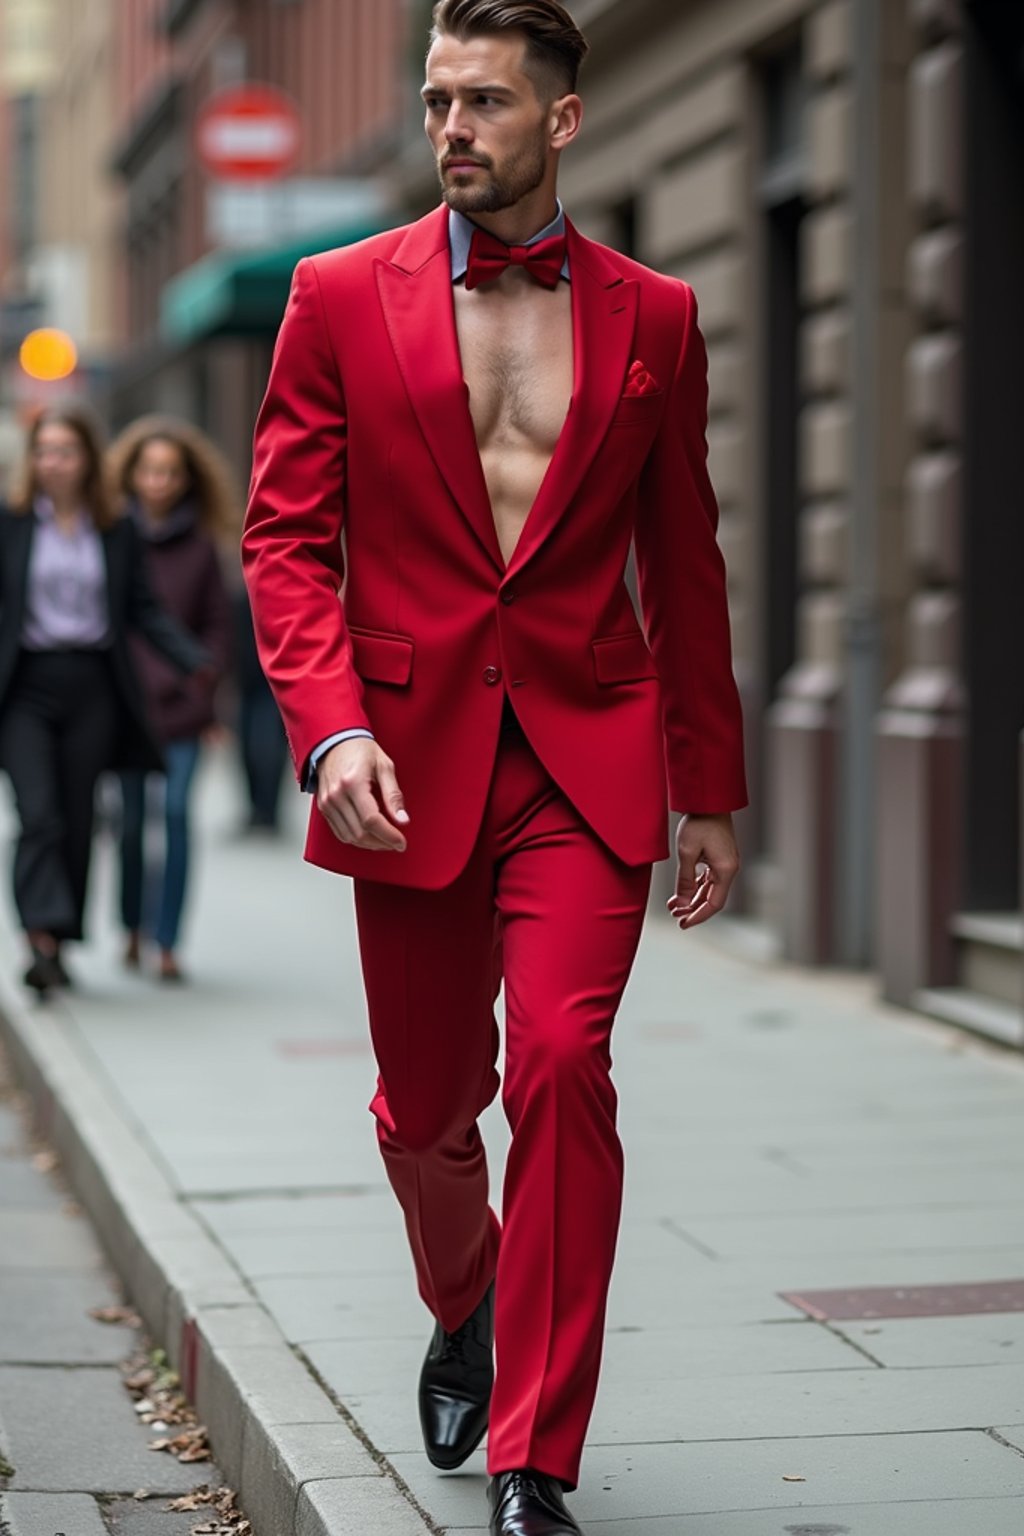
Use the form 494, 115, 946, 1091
120, 738, 201, 951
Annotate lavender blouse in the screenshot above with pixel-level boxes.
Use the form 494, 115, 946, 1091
22, 496, 110, 651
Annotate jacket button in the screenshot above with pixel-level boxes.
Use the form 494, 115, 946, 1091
483, 666, 502, 686
501, 587, 517, 605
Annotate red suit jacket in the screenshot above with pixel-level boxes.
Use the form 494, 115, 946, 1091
243, 206, 747, 890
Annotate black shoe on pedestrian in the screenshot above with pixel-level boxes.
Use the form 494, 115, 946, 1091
419, 1280, 494, 1470
23, 947, 65, 995
50, 947, 71, 988
488, 1469, 582, 1535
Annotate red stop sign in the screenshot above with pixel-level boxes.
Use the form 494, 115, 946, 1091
196, 83, 301, 181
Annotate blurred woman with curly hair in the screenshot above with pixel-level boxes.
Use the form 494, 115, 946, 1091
107, 416, 235, 982
0, 407, 210, 993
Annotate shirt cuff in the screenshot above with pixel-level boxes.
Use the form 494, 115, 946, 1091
303, 729, 375, 793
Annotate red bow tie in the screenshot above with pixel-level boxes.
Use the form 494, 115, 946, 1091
465, 227, 566, 291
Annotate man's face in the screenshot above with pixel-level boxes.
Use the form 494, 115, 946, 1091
423, 32, 555, 215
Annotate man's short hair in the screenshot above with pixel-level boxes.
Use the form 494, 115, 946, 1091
430, 0, 590, 99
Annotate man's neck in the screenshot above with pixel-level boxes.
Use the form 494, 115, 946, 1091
457, 189, 560, 247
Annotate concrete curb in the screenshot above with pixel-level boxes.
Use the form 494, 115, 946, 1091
0, 981, 434, 1536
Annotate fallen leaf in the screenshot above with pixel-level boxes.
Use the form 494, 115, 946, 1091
0, 1453, 15, 1478
133, 1489, 156, 1501
91, 1305, 142, 1327
123, 1367, 156, 1391
782, 1474, 806, 1483
168, 1488, 216, 1511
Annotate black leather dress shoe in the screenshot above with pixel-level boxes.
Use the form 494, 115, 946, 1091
419, 1281, 494, 1469
488, 1470, 582, 1535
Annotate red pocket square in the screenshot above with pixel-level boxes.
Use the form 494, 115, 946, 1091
624, 359, 660, 398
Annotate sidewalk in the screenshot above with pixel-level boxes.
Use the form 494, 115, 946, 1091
0, 1036, 241, 1536
1, 749, 1023, 1534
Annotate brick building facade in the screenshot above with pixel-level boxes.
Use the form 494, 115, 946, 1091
109, 0, 405, 461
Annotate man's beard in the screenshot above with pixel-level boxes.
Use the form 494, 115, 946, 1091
439, 130, 547, 215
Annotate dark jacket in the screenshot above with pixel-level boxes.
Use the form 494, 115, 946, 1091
0, 507, 209, 771
128, 500, 232, 743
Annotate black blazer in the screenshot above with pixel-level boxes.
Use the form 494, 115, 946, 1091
0, 507, 209, 771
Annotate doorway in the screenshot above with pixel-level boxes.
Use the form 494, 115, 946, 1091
962, 0, 1024, 911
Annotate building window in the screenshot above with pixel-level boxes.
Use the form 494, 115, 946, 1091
758, 39, 806, 700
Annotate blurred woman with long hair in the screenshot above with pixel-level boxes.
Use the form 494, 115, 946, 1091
0, 407, 209, 993
107, 416, 235, 982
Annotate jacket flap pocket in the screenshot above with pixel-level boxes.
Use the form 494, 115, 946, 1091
349, 627, 414, 686
592, 631, 658, 685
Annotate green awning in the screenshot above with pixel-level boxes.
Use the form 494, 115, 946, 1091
160, 220, 385, 344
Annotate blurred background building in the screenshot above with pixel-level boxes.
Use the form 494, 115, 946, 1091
0, 0, 1020, 1045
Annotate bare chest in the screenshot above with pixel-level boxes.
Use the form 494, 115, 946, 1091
454, 284, 574, 456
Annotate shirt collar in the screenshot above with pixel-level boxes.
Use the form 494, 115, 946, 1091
33, 494, 87, 529
449, 198, 571, 285
131, 494, 198, 544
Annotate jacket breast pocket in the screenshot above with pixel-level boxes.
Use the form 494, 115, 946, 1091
349, 626, 414, 686
592, 631, 658, 686
610, 392, 665, 428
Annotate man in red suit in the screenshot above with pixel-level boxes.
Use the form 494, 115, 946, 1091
243, 2, 747, 1531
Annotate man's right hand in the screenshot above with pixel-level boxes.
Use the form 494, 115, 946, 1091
315, 738, 409, 852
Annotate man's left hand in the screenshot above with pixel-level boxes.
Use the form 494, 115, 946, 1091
668, 813, 740, 930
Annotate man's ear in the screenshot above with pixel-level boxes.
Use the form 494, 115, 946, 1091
550, 93, 583, 151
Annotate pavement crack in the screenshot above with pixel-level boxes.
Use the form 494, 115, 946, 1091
985, 1427, 1024, 1459
659, 1217, 721, 1260
292, 1344, 442, 1533
188, 1183, 383, 1203
819, 1319, 886, 1368
0, 1360, 131, 1370
762, 1146, 813, 1177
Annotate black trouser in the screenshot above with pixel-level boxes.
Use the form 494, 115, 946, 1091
0, 650, 119, 942
234, 589, 287, 829
239, 680, 288, 828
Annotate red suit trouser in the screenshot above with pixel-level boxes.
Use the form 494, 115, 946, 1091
353, 707, 651, 1489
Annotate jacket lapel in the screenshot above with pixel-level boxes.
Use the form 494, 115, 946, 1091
4, 514, 33, 632
375, 208, 506, 572
505, 222, 639, 580
100, 521, 117, 606
375, 209, 639, 578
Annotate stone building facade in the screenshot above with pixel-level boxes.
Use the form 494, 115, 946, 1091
535, 0, 1022, 1042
